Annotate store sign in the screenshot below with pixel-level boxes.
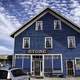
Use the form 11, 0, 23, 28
27, 50, 47, 54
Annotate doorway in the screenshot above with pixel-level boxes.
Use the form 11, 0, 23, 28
66, 60, 74, 76
32, 56, 42, 76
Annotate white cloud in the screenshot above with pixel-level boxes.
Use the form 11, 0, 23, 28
0, 46, 13, 55
0, 0, 80, 55
0, 6, 20, 55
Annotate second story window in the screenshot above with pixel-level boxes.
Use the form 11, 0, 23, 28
45, 37, 53, 48
35, 21, 43, 31
67, 36, 76, 48
54, 20, 61, 30
23, 37, 30, 49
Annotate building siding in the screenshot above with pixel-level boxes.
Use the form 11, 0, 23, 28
14, 12, 80, 76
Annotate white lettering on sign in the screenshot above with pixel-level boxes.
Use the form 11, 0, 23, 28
27, 50, 47, 54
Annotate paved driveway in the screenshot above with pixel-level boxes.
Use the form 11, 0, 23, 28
30, 77, 80, 80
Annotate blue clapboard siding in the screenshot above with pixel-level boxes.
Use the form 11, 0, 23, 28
14, 12, 80, 56
14, 12, 80, 76
44, 58, 52, 72
23, 58, 31, 72
15, 58, 22, 68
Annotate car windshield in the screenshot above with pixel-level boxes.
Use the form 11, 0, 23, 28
0, 70, 8, 79
11, 69, 26, 77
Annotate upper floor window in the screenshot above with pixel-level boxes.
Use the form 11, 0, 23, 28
45, 37, 53, 48
35, 21, 43, 31
23, 37, 30, 49
67, 36, 76, 48
54, 20, 61, 30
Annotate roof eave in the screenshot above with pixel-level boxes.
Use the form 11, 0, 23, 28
10, 7, 80, 38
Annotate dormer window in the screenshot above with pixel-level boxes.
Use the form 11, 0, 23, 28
35, 21, 43, 31
54, 20, 61, 30
23, 37, 30, 49
67, 36, 76, 48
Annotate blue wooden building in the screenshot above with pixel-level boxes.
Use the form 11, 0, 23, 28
11, 7, 80, 77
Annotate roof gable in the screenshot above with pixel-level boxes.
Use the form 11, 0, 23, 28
11, 7, 80, 38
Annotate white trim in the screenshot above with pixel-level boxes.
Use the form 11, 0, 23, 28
43, 55, 44, 76
31, 55, 32, 74
45, 37, 53, 49
15, 54, 63, 76
49, 9, 80, 33
35, 21, 43, 31
54, 20, 62, 30
52, 54, 63, 73
61, 54, 63, 73
75, 57, 80, 64
67, 36, 76, 48
31, 55, 43, 76
11, 7, 80, 38
14, 11, 48, 38
12, 55, 16, 67
22, 55, 24, 69
52, 55, 53, 73
22, 37, 30, 49
15, 53, 62, 56
75, 57, 80, 70
66, 60, 75, 76
12, 37, 15, 67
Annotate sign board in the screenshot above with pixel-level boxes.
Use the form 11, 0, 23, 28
27, 50, 47, 54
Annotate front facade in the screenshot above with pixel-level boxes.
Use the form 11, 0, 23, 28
11, 7, 80, 77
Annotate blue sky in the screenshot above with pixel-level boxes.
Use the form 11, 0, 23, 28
0, 0, 80, 55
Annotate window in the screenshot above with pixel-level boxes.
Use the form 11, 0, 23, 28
67, 36, 76, 48
52, 55, 62, 73
75, 58, 80, 70
44, 54, 62, 73
54, 20, 61, 30
23, 37, 30, 49
35, 21, 43, 31
45, 37, 53, 48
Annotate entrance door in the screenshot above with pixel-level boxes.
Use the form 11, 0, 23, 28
32, 56, 42, 76
34, 60, 41, 76
66, 60, 74, 76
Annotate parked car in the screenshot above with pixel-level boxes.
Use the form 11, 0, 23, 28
0, 68, 29, 80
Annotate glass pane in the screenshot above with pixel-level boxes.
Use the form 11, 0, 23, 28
44, 56, 52, 72
54, 20, 61, 30
23, 56, 31, 72
52, 55, 61, 73
68, 36, 76, 48
46, 38, 52, 48
15, 55, 22, 68
24, 38, 29, 48
36, 21, 43, 30
76, 59, 80, 69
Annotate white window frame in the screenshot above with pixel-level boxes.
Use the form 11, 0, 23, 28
45, 37, 53, 49
52, 55, 63, 73
67, 36, 76, 48
22, 37, 30, 49
15, 54, 63, 76
35, 21, 43, 31
44, 54, 63, 73
75, 57, 80, 70
54, 20, 61, 30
